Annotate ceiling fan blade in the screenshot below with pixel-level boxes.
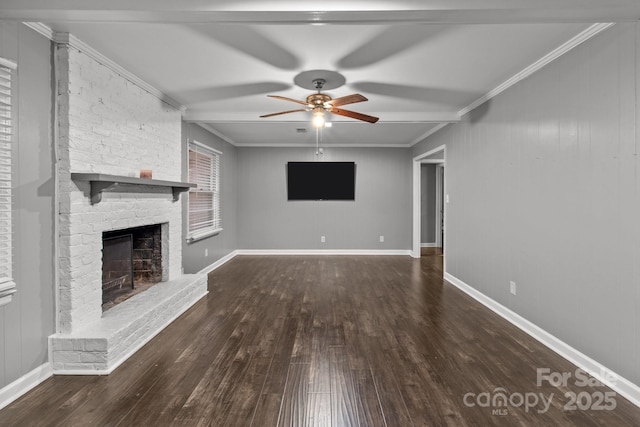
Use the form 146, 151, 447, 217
325, 94, 368, 107
351, 82, 481, 105
189, 25, 300, 71
267, 95, 309, 106
180, 82, 291, 104
260, 109, 308, 118
337, 25, 448, 69
329, 108, 379, 124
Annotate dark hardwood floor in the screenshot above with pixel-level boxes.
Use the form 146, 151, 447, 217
2, 254, 639, 426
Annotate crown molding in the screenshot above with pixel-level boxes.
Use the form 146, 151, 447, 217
195, 123, 238, 146
458, 22, 614, 118
23, 22, 53, 39
24, 21, 615, 148
409, 123, 449, 146
231, 142, 412, 148
417, 22, 615, 144
24, 22, 186, 112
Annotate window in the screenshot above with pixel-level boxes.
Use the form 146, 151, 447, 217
0, 57, 16, 307
187, 140, 222, 242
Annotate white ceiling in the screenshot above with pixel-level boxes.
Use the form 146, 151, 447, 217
3, 1, 640, 147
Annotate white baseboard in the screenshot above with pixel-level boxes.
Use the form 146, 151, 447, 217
198, 248, 403, 274
0, 363, 53, 410
444, 272, 640, 408
197, 250, 239, 275
237, 249, 412, 256
421, 243, 438, 248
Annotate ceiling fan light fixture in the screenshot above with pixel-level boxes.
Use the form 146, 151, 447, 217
312, 107, 325, 128
261, 75, 379, 124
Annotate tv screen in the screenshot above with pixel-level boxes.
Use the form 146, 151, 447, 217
287, 162, 356, 201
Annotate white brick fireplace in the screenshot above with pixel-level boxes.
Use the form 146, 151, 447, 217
50, 35, 207, 373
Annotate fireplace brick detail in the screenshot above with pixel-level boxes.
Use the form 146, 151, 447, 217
51, 38, 207, 373
56, 40, 183, 333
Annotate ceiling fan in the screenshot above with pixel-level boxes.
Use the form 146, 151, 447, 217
260, 78, 379, 126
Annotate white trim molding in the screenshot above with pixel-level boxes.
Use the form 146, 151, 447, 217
231, 142, 415, 148
435, 164, 444, 248
188, 139, 223, 155
458, 23, 614, 118
197, 250, 239, 275
0, 363, 53, 411
0, 279, 17, 307
410, 123, 449, 146
23, 22, 186, 112
197, 249, 413, 275
412, 145, 446, 258
195, 123, 238, 147
198, 249, 411, 274
186, 228, 222, 243
420, 243, 437, 248
237, 249, 412, 256
444, 272, 640, 409
411, 23, 615, 145
0, 57, 16, 70
22, 22, 54, 40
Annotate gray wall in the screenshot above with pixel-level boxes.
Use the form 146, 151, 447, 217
414, 23, 640, 385
420, 164, 436, 244
237, 147, 412, 250
0, 23, 55, 388
182, 123, 237, 273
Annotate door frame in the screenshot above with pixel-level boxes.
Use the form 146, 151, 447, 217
412, 144, 445, 259
435, 164, 444, 249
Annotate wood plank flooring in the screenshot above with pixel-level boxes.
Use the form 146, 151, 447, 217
2, 254, 640, 426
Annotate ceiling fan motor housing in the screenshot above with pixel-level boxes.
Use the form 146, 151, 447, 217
306, 93, 331, 107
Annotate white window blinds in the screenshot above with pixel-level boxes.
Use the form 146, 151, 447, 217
0, 57, 16, 307
187, 141, 221, 241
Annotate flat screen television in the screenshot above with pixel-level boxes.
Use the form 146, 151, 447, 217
287, 161, 356, 201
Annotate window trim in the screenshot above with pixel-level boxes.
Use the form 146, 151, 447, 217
186, 140, 222, 243
0, 56, 16, 307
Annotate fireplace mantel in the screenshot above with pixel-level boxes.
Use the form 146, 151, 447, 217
71, 173, 196, 204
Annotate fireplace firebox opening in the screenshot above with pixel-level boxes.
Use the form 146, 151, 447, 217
102, 223, 164, 311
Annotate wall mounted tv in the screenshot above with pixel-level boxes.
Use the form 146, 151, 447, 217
287, 161, 356, 201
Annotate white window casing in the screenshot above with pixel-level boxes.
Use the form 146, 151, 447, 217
187, 140, 222, 242
0, 57, 16, 307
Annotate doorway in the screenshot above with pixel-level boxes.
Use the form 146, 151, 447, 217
412, 145, 445, 260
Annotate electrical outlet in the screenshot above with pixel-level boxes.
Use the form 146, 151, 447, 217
205, 248, 208, 257
510, 281, 517, 295
321, 236, 325, 243
379, 235, 384, 242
